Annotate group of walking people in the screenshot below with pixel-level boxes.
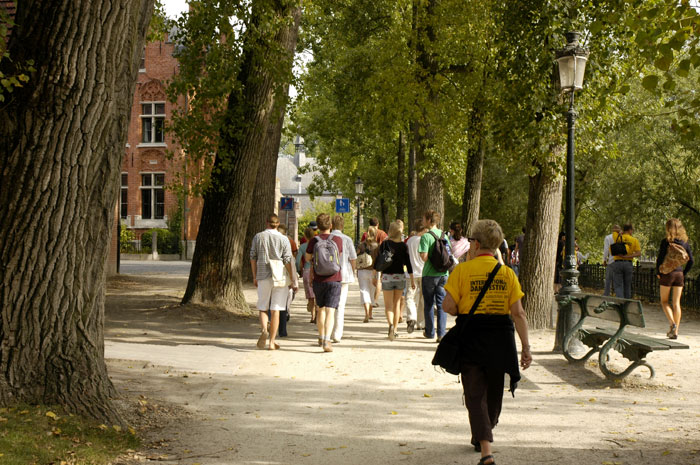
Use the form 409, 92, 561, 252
250, 210, 530, 465
602, 219, 694, 340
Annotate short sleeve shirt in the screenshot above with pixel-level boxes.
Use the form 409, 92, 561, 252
307, 234, 344, 283
418, 227, 448, 277
444, 255, 524, 315
612, 232, 641, 260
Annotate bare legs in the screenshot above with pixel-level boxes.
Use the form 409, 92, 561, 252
307, 298, 317, 323
660, 285, 683, 337
383, 289, 403, 340
363, 303, 372, 322
317, 307, 336, 351
258, 310, 280, 350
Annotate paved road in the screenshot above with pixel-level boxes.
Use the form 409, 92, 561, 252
119, 260, 192, 276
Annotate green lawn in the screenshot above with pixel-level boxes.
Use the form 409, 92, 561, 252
0, 404, 140, 465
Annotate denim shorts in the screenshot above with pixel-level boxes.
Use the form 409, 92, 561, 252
312, 281, 342, 309
382, 273, 406, 291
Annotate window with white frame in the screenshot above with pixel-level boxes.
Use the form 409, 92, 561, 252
120, 173, 128, 219
141, 102, 165, 144
141, 173, 165, 220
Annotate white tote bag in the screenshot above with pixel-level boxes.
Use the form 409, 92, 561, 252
270, 260, 291, 287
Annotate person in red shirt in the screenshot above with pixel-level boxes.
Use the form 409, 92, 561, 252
361, 217, 388, 244
305, 214, 343, 352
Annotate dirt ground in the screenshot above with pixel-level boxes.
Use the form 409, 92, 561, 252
105, 274, 700, 465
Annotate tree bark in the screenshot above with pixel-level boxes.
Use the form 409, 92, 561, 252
396, 131, 406, 223
379, 197, 390, 233
0, 0, 153, 423
412, 0, 444, 227
242, 94, 289, 282
182, 3, 301, 308
462, 111, 485, 234
520, 156, 563, 329
407, 125, 418, 230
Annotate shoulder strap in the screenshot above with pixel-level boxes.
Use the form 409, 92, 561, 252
467, 263, 502, 317
428, 230, 438, 240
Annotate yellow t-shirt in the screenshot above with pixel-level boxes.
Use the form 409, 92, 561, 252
612, 232, 641, 260
444, 255, 524, 315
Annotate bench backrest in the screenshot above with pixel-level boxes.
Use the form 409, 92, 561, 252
571, 293, 645, 328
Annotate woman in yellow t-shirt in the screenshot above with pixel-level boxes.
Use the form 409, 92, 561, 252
443, 219, 531, 465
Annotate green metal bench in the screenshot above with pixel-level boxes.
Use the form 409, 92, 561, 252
562, 293, 689, 380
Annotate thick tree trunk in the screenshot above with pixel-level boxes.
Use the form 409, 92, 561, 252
407, 128, 418, 230
242, 98, 288, 282
413, 0, 444, 227
396, 131, 406, 223
379, 198, 390, 233
462, 129, 485, 234
0, 0, 153, 423
182, 4, 301, 308
520, 158, 563, 329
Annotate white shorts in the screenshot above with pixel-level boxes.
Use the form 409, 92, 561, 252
257, 278, 288, 311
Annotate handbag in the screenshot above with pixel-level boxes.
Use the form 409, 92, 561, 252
356, 242, 373, 269
374, 241, 394, 272
431, 263, 502, 375
659, 241, 689, 274
610, 233, 627, 256
270, 259, 292, 287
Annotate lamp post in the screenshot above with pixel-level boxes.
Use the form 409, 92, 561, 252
354, 176, 364, 245
554, 31, 589, 351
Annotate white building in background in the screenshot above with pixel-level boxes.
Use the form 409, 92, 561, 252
275, 136, 336, 215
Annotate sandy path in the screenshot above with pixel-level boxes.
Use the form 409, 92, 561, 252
105, 275, 700, 465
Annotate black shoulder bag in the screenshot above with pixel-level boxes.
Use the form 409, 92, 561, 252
431, 263, 502, 375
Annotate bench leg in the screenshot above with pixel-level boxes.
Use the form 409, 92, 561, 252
599, 347, 655, 380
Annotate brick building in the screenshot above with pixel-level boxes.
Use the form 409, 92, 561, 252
119, 31, 202, 258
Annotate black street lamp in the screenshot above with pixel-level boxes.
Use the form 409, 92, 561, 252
554, 31, 589, 350
354, 176, 364, 245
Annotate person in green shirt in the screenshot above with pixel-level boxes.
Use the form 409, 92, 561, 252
418, 210, 449, 341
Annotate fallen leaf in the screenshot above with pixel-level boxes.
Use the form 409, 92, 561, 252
400, 451, 413, 455
113, 425, 122, 432
658, 407, 668, 411
589, 398, 596, 402
45, 411, 58, 420
325, 447, 336, 451
302, 453, 311, 457
423, 393, 432, 398
390, 411, 398, 415
662, 451, 671, 456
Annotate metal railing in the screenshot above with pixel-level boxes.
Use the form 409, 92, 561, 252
578, 263, 700, 311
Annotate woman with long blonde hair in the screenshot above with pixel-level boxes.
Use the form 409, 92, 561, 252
655, 218, 694, 339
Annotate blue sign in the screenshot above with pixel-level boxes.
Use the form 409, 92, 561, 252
335, 198, 350, 213
280, 197, 294, 211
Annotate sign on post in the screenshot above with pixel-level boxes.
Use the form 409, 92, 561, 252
335, 198, 350, 213
280, 197, 294, 211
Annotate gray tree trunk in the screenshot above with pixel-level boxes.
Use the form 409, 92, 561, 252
0, 0, 153, 423
182, 4, 301, 308
520, 157, 563, 329
396, 131, 406, 223
407, 124, 418, 230
462, 122, 485, 234
242, 96, 288, 282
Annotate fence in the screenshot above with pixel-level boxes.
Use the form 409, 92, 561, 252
578, 263, 700, 311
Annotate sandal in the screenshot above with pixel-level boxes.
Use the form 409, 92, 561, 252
667, 324, 677, 338
478, 455, 495, 465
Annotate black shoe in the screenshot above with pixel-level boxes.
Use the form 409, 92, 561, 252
407, 319, 416, 334
436, 336, 442, 343
472, 441, 481, 453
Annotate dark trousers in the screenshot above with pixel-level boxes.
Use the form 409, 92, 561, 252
461, 362, 504, 445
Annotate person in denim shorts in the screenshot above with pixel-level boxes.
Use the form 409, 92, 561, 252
375, 222, 415, 340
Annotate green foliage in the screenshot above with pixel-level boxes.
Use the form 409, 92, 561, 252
298, 199, 356, 240
0, 2, 36, 105
146, 0, 170, 43
0, 404, 140, 465
119, 225, 136, 253
166, 0, 302, 196
141, 228, 181, 254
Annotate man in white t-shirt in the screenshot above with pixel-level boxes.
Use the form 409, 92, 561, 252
406, 219, 427, 333
602, 225, 621, 296
330, 215, 357, 343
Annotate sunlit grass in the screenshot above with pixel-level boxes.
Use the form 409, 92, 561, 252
0, 404, 140, 465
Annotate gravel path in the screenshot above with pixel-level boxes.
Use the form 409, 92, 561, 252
105, 274, 700, 465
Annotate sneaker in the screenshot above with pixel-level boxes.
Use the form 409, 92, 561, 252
407, 319, 416, 334
257, 330, 269, 349
323, 341, 333, 352
436, 336, 442, 343
388, 325, 395, 341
